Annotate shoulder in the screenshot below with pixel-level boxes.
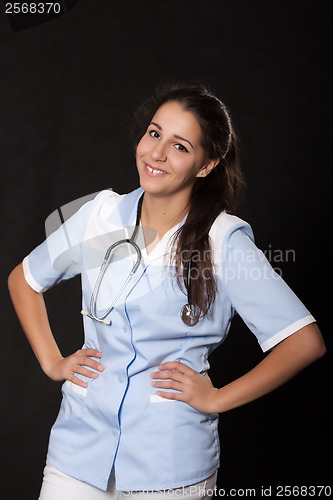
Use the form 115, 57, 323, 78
96, 186, 143, 222
92, 188, 123, 217
56, 188, 122, 224
84, 187, 143, 238
43, 189, 121, 242
209, 212, 255, 276
209, 211, 254, 249
86, 187, 143, 219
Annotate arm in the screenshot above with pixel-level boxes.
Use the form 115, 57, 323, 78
150, 322, 326, 413
212, 322, 326, 413
8, 262, 104, 387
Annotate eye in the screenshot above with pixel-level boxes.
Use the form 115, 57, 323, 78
148, 129, 160, 139
175, 143, 189, 153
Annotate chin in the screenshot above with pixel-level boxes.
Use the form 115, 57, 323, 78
139, 182, 164, 196
138, 173, 164, 195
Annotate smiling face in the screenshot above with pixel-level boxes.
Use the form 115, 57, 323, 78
136, 101, 217, 201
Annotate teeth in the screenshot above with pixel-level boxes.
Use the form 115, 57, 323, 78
146, 164, 167, 174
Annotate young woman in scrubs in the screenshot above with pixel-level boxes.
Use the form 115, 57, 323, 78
8, 85, 326, 500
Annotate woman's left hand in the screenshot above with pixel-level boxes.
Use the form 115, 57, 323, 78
150, 361, 219, 414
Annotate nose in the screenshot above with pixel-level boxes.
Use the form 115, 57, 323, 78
150, 141, 167, 162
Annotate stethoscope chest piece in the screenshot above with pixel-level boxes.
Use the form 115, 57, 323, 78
180, 303, 200, 326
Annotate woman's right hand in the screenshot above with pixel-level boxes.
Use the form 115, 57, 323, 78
8, 264, 105, 389
43, 349, 105, 388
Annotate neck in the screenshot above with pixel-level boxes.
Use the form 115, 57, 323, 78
141, 191, 191, 236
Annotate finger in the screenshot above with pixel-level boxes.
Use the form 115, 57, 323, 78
68, 374, 88, 388
76, 356, 105, 372
151, 380, 182, 390
157, 361, 192, 375
73, 366, 99, 379
155, 391, 183, 401
78, 348, 102, 358
71, 351, 104, 371
151, 370, 185, 383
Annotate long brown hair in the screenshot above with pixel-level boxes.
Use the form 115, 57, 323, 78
132, 84, 244, 318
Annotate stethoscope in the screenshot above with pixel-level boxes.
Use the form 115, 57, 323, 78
81, 193, 200, 326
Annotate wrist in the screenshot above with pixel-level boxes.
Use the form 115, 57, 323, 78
40, 353, 63, 377
207, 387, 226, 414
211, 387, 232, 414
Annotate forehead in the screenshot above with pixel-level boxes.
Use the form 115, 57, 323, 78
152, 101, 203, 145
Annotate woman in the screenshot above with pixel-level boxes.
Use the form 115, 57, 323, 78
8, 84, 326, 499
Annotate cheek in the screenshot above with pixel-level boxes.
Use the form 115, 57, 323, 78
172, 156, 199, 176
136, 136, 148, 159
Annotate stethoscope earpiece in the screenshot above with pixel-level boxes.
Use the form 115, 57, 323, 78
81, 309, 111, 325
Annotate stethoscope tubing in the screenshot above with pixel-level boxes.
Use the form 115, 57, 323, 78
81, 193, 200, 326
81, 195, 144, 325
90, 239, 141, 323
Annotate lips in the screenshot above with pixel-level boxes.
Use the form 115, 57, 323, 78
144, 162, 169, 176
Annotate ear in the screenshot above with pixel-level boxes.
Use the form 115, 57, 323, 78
196, 159, 220, 178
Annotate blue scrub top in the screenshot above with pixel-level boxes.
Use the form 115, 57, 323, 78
23, 187, 315, 491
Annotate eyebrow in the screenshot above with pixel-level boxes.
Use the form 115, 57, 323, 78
150, 121, 194, 149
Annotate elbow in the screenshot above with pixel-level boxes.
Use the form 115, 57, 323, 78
315, 337, 327, 360
280, 323, 327, 366
302, 322, 327, 363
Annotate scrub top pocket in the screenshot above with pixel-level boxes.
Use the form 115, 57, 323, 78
57, 380, 88, 437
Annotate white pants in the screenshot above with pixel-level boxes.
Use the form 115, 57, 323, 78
38, 462, 218, 500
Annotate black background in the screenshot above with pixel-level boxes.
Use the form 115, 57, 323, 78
1, 1, 331, 498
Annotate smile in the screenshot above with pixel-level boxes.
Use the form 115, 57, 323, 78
144, 163, 168, 176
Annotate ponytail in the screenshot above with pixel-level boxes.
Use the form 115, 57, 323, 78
172, 129, 244, 318
133, 83, 245, 318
